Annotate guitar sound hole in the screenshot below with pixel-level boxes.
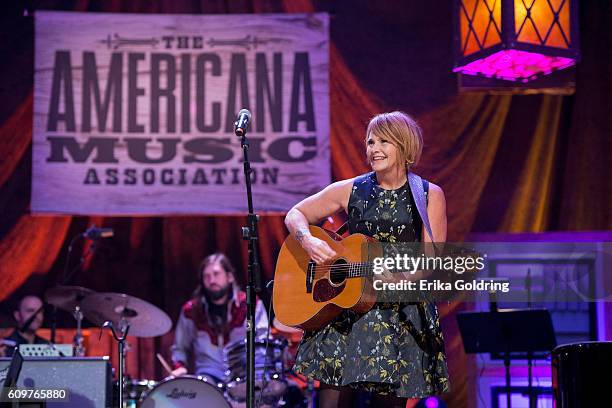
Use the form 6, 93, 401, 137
330, 259, 348, 285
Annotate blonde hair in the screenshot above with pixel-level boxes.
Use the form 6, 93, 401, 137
366, 111, 423, 168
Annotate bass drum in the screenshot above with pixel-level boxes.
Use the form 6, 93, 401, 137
140, 375, 231, 408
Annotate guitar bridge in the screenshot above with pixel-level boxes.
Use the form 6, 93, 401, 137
306, 261, 315, 293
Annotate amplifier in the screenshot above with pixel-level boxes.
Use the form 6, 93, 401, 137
19, 344, 74, 357
0, 357, 111, 408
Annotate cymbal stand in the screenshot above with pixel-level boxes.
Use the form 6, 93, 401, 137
58, 230, 99, 343
103, 319, 130, 408
306, 378, 315, 408
73, 305, 85, 357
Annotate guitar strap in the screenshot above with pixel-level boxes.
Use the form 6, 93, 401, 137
333, 220, 349, 236
334, 172, 435, 242
408, 172, 435, 242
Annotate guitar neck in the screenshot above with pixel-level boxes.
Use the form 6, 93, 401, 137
346, 262, 373, 278
310, 261, 398, 278
309, 262, 415, 279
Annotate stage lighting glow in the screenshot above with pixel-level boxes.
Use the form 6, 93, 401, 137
454, 0, 580, 82
453, 49, 575, 82
425, 396, 440, 408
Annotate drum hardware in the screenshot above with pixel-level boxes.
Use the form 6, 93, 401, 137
45, 285, 94, 312
84, 292, 172, 408
56, 225, 111, 343
37, 283, 310, 406
123, 378, 157, 408
305, 379, 315, 408
40, 288, 175, 406
224, 336, 287, 405
45, 285, 96, 356
81, 292, 172, 338
102, 319, 130, 408
73, 305, 85, 356
258, 337, 289, 406
196, 373, 226, 391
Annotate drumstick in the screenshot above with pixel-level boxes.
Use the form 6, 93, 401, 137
156, 353, 173, 374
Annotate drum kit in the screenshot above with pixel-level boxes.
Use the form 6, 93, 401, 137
44, 285, 311, 408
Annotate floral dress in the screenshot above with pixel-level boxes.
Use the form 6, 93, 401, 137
293, 172, 450, 398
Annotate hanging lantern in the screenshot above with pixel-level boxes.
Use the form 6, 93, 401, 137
453, 0, 580, 82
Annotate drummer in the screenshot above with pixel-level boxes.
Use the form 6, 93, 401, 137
170, 252, 269, 382
1, 295, 47, 357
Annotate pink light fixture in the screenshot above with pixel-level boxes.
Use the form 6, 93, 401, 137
453, 0, 580, 82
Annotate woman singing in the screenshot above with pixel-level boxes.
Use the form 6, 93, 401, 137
284, 111, 450, 407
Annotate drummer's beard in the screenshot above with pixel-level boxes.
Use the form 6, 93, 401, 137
204, 283, 231, 302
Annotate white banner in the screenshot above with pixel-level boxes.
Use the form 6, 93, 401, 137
32, 11, 329, 215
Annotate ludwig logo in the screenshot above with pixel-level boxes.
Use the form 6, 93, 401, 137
166, 388, 197, 399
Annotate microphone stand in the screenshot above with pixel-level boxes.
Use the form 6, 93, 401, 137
526, 268, 535, 408
54, 228, 100, 345
235, 116, 262, 408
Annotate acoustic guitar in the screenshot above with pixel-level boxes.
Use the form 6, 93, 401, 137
272, 226, 385, 331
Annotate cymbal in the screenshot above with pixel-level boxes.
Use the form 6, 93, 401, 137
45, 285, 94, 312
273, 317, 303, 335
81, 292, 172, 338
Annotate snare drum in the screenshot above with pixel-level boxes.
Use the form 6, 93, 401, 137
140, 375, 231, 408
224, 337, 287, 404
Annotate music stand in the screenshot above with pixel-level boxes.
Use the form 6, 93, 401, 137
457, 309, 556, 408
1, 349, 24, 408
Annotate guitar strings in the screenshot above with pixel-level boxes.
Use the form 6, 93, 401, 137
311, 265, 371, 275
310, 263, 371, 270
309, 263, 414, 279
310, 263, 374, 279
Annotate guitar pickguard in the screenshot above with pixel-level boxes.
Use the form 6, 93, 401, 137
312, 278, 346, 302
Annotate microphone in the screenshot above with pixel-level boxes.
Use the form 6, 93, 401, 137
234, 109, 252, 137
83, 225, 114, 240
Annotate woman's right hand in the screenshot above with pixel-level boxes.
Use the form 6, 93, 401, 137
300, 235, 337, 265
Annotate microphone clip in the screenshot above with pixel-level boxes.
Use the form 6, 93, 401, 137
82, 225, 114, 240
